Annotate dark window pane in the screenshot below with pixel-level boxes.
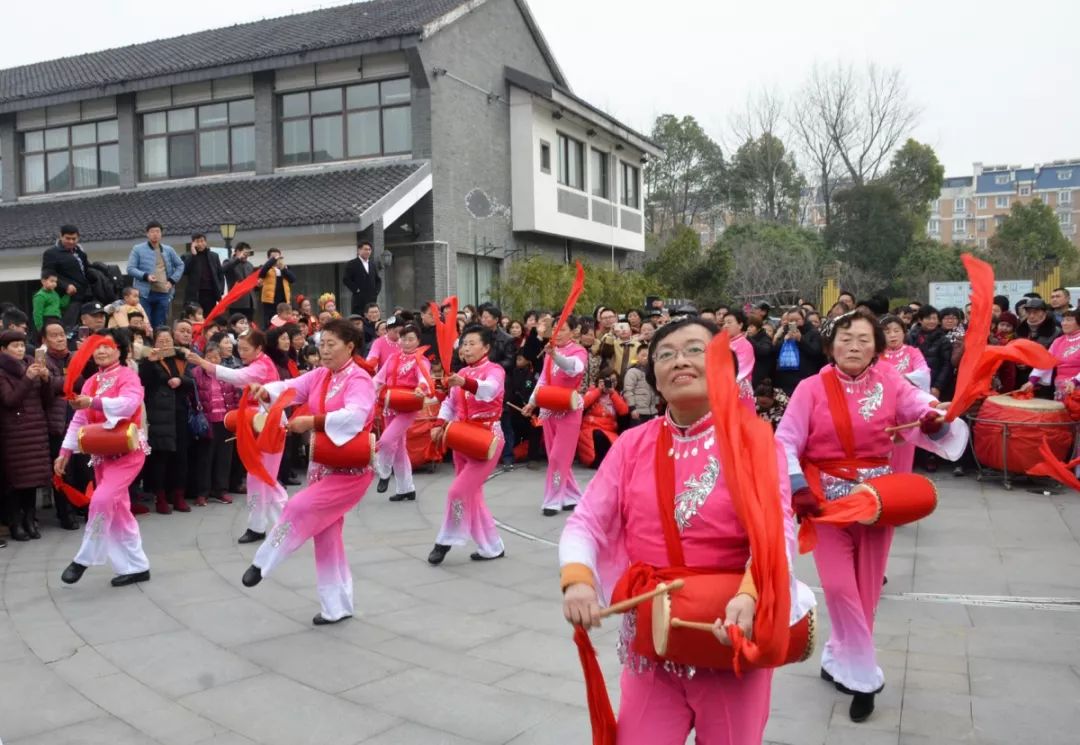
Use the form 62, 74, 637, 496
143, 112, 166, 136
311, 88, 342, 115
199, 103, 228, 129
312, 115, 344, 162
45, 127, 68, 150
199, 129, 229, 173
47, 150, 70, 191
169, 133, 197, 178
143, 138, 167, 180
168, 107, 196, 132
281, 92, 308, 118
382, 106, 411, 154
71, 123, 96, 147
23, 153, 45, 193
24, 131, 44, 152
99, 144, 119, 186
591, 149, 608, 198
281, 120, 311, 165
229, 98, 255, 124
97, 119, 119, 142
346, 83, 378, 109
231, 126, 255, 170
347, 110, 380, 157
381, 78, 410, 106
72, 146, 98, 188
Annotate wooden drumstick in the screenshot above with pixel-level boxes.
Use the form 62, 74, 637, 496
598, 579, 685, 618
670, 618, 718, 633
884, 402, 950, 434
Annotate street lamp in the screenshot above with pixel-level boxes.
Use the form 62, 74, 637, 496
219, 221, 237, 252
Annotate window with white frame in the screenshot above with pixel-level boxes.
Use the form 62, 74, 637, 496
994, 215, 1005, 228
22, 120, 119, 194
954, 218, 967, 234
620, 161, 640, 209
977, 196, 987, 209
996, 195, 1010, 209
955, 197, 967, 212
994, 174, 1010, 185
977, 218, 987, 232
1060, 190, 1072, 205
590, 148, 609, 199
1060, 212, 1072, 225
141, 99, 254, 180
278, 78, 411, 167
1058, 170, 1073, 181
539, 140, 551, 174
928, 219, 940, 233
931, 199, 940, 213
1020, 185, 1031, 196
556, 133, 584, 190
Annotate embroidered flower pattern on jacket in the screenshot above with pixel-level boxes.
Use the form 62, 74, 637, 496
858, 383, 884, 421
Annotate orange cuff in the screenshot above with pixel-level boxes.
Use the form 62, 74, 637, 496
313, 415, 327, 432
560, 562, 595, 592
737, 568, 758, 601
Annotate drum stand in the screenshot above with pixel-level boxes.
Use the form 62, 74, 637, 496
966, 413, 1079, 491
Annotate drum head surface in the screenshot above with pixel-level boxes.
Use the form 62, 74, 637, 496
651, 589, 672, 656
986, 394, 1064, 411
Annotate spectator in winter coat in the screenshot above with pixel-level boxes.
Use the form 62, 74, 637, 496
41, 225, 92, 325
126, 222, 185, 330
906, 305, 954, 400
1014, 298, 1062, 387
191, 343, 238, 506
222, 242, 256, 321
621, 345, 659, 426
770, 307, 827, 395
41, 319, 83, 529
32, 269, 66, 332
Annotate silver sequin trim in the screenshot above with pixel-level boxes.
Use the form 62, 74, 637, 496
552, 471, 561, 489
268, 521, 292, 548
617, 613, 698, 679
451, 499, 465, 524
88, 513, 105, 541
820, 465, 893, 501
1066, 343, 1080, 358
675, 456, 719, 532
858, 383, 884, 421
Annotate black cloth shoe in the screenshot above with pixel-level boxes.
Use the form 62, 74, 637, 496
542, 508, 559, 517
561, 504, 576, 512
238, 529, 266, 544
388, 491, 416, 502
850, 692, 876, 722
427, 544, 451, 565
470, 551, 505, 561
242, 565, 263, 587
376, 477, 391, 494
111, 570, 150, 587
59, 516, 79, 531
820, 667, 835, 683
312, 613, 352, 626
61, 562, 87, 584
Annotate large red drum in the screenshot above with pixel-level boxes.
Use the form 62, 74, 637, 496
973, 395, 1074, 473
444, 421, 498, 461
535, 385, 583, 412
309, 430, 375, 469
382, 388, 425, 413
642, 574, 815, 671
857, 473, 938, 527
78, 422, 139, 456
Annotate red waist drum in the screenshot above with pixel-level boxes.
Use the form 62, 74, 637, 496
535, 385, 583, 411
310, 430, 375, 469
445, 421, 499, 460
223, 409, 267, 434
78, 421, 139, 456
383, 388, 425, 413
857, 473, 938, 527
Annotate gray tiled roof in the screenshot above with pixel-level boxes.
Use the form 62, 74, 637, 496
0, 162, 425, 249
0, 0, 466, 105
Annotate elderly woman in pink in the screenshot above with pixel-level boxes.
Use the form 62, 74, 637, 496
721, 308, 756, 413
366, 315, 402, 372
373, 323, 432, 502
1022, 309, 1080, 399
57, 330, 152, 588
522, 314, 588, 516
879, 314, 931, 473
427, 324, 506, 566
241, 319, 375, 625
560, 317, 814, 745
776, 309, 967, 723
188, 328, 286, 544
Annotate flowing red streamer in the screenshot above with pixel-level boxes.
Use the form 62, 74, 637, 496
544, 262, 586, 379
945, 254, 995, 420
1027, 437, 1080, 491
257, 388, 296, 454
193, 270, 262, 339
63, 335, 115, 399
236, 389, 277, 486
52, 474, 94, 508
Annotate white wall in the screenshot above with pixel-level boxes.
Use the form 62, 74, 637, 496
508, 87, 646, 252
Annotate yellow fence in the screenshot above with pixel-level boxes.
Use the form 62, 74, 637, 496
1035, 265, 1062, 301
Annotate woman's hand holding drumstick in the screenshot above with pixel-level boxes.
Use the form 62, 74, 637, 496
884, 400, 949, 434
563, 579, 686, 630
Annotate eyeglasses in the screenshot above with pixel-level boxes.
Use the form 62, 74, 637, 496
653, 343, 707, 365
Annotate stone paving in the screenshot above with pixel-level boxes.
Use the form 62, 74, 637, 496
2, 464, 1080, 744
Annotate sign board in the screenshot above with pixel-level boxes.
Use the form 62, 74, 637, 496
928, 280, 1033, 313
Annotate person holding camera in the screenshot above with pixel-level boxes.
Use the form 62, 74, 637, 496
222, 242, 256, 322
258, 248, 297, 329
770, 307, 826, 396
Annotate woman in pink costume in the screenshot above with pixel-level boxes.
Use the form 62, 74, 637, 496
560, 318, 814, 745
722, 309, 756, 413
188, 328, 286, 544
879, 314, 932, 473
373, 323, 432, 502
241, 319, 375, 625
1022, 309, 1080, 399
775, 310, 968, 722
366, 317, 401, 372
522, 315, 588, 516
58, 330, 152, 588
427, 324, 506, 565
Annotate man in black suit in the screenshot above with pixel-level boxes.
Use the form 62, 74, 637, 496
343, 241, 382, 316
181, 233, 225, 316
41, 224, 92, 326
222, 241, 256, 321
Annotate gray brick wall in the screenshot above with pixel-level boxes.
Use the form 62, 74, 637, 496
419, 0, 558, 300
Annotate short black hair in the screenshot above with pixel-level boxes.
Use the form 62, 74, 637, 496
823, 308, 886, 358
267, 247, 281, 258
479, 303, 502, 320
364, 302, 380, 313
725, 308, 747, 330
557, 314, 581, 332
358, 240, 373, 250
644, 317, 720, 390
460, 323, 493, 347
916, 305, 940, 321
879, 314, 905, 330
993, 295, 1010, 312
1, 308, 28, 329
41, 268, 58, 280
182, 302, 202, 319
399, 323, 421, 340
145, 221, 163, 232
320, 318, 363, 353
60, 224, 79, 236
41, 317, 66, 335
940, 306, 963, 320
228, 313, 247, 326
96, 328, 132, 364
234, 241, 251, 253
191, 232, 206, 242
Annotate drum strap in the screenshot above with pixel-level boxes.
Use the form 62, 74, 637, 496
822, 367, 856, 459
654, 423, 686, 567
